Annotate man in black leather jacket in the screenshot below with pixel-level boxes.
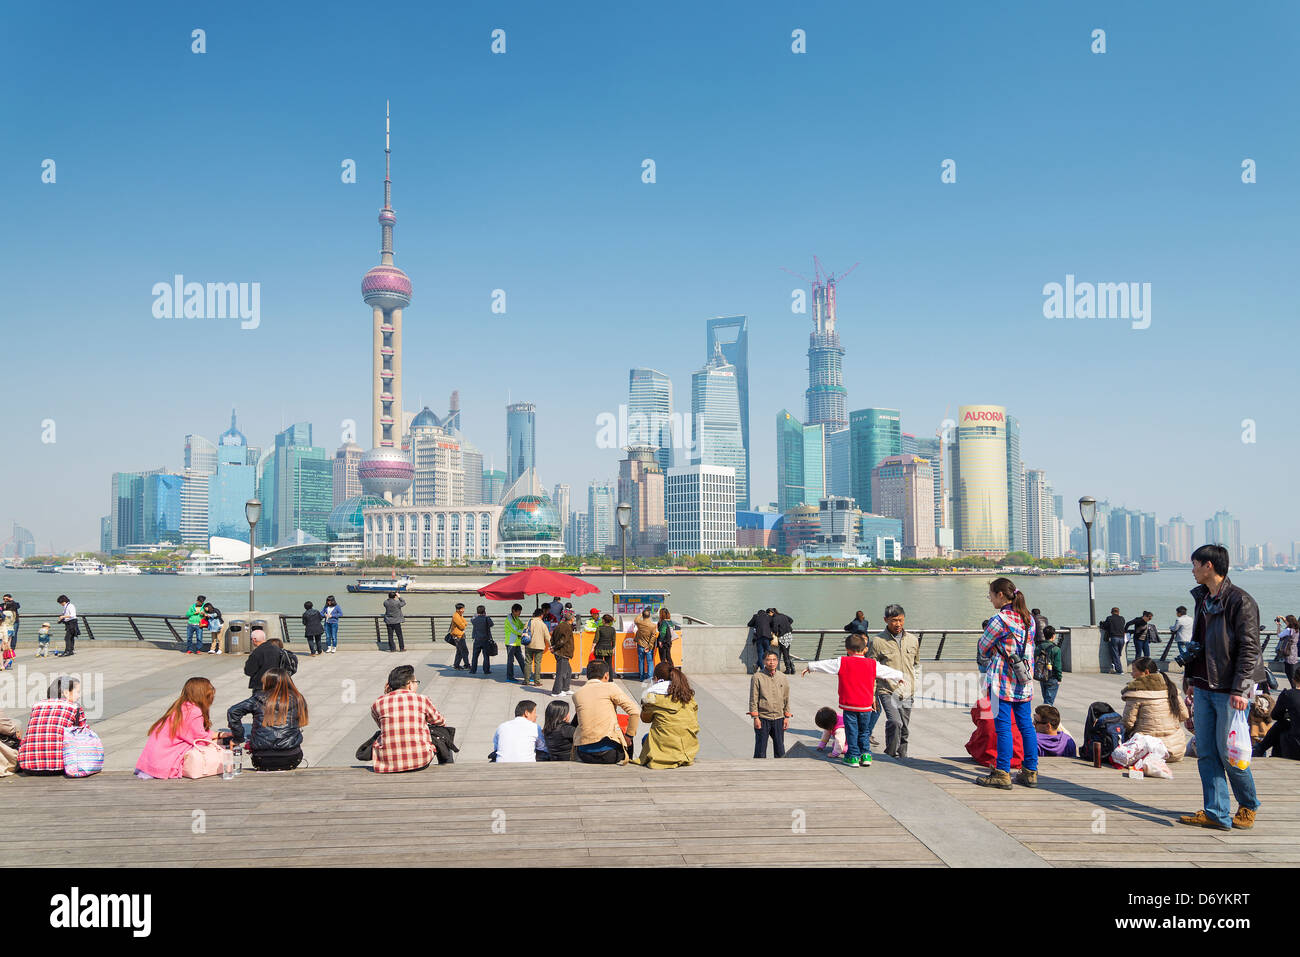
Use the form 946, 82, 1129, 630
1177, 544, 1264, 833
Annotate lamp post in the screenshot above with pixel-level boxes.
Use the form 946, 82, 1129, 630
1079, 496, 1096, 625
245, 499, 262, 612
616, 502, 632, 590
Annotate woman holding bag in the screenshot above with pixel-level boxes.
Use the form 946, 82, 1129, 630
135, 677, 222, 778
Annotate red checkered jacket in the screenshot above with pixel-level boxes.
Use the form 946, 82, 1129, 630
17, 699, 87, 772
370, 689, 444, 773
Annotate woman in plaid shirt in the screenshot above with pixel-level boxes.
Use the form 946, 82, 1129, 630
975, 578, 1040, 791
17, 676, 87, 774
370, 665, 445, 773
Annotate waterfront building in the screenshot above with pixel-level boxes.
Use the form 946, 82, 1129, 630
409, 407, 464, 507
364, 503, 503, 564
802, 277, 848, 433
706, 316, 750, 508
779, 504, 821, 556
872, 455, 937, 559
359, 103, 414, 502
552, 484, 571, 545
1005, 415, 1025, 553
209, 460, 257, 541
99, 517, 111, 554
617, 447, 667, 557
901, 433, 918, 455
506, 401, 537, 485
2, 522, 36, 560
180, 469, 210, 546
184, 433, 218, 477
691, 346, 747, 507
333, 442, 363, 506
736, 510, 782, 551
915, 436, 949, 542
587, 480, 616, 555
217, 410, 249, 466
629, 368, 674, 475
258, 423, 333, 546
666, 465, 736, 556
802, 423, 826, 506
110, 469, 166, 549
1024, 468, 1060, 559
461, 440, 484, 506
849, 408, 901, 514
143, 473, 184, 545
952, 404, 1008, 554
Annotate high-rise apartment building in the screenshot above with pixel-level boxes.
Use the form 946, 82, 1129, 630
587, 480, 616, 556
1024, 468, 1060, 559
333, 442, 363, 507
1204, 510, 1243, 565
1160, 515, 1194, 564
552, 483, 571, 545
871, 455, 937, 559
705, 316, 750, 509
628, 368, 674, 475
1005, 415, 1024, 553
666, 465, 736, 556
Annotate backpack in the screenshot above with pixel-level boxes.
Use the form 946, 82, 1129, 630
1033, 643, 1052, 682
1081, 701, 1123, 761
278, 648, 299, 675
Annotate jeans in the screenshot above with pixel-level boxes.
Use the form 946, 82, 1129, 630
453, 637, 470, 669
8, 620, 15, 649
637, 647, 653, 681
751, 637, 771, 673
995, 698, 1038, 773
323, 620, 339, 649
874, 692, 914, 758
471, 640, 492, 674
505, 644, 526, 679
1192, 686, 1260, 827
525, 649, 544, 683
1107, 637, 1125, 674
754, 717, 786, 758
842, 710, 879, 761
306, 634, 322, 655
1133, 638, 1150, 659
386, 623, 404, 652
552, 656, 572, 695
185, 623, 203, 653
1039, 677, 1059, 706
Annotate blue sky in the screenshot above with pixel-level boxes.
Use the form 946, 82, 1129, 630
2, 1, 1297, 552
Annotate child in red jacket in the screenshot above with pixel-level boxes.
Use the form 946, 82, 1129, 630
802, 633, 903, 766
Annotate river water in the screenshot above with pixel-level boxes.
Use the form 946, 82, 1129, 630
2, 569, 1295, 632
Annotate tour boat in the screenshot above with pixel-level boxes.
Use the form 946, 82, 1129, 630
111, 563, 143, 575
176, 555, 246, 577
55, 559, 108, 575
347, 575, 412, 593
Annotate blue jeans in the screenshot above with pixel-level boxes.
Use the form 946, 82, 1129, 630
505, 644, 527, 679
1039, 678, 1059, 705
637, 647, 653, 681
1107, 637, 1125, 674
996, 698, 1038, 773
185, 624, 203, 653
842, 710, 880, 761
1192, 686, 1260, 827
1133, 638, 1150, 659
323, 620, 339, 649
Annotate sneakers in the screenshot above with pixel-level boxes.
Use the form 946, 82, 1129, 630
1177, 810, 1232, 831
1232, 807, 1257, 830
975, 769, 1014, 790
841, 755, 860, 767
860, 753, 872, 766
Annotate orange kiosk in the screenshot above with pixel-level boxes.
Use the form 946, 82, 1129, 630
536, 590, 678, 677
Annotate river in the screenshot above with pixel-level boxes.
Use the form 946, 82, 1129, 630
2, 568, 1295, 632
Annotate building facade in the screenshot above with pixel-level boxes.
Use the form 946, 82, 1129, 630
333, 443, 363, 507
666, 465, 736, 556
705, 316, 750, 508
587, 480, 616, 555
849, 408, 901, 514
617, 447, 667, 557
871, 455, 937, 558
628, 368, 674, 475
953, 404, 1008, 554
691, 347, 747, 508
364, 504, 502, 564
506, 402, 537, 485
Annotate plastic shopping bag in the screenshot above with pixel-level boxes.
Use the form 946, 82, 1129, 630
1226, 706, 1252, 770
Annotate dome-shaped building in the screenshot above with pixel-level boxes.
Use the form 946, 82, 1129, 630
495, 493, 565, 562
358, 447, 413, 499
328, 494, 391, 542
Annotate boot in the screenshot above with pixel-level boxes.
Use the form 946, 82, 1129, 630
975, 768, 1013, 790
1015, 768, 1038, 788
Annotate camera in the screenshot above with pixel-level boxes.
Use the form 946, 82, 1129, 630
1175, 641, 1202, 669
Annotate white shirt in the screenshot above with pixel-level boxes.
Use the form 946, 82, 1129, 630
493, 716, 544, 762
1171, 614, 1194, 643
60, 602, 77, 621
806, 657, 905, 683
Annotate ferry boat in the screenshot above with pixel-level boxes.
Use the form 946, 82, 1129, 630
347, 575, 412, 593
111, 563, 143, 575
55, 559, 108, 575
176, 554, 246, 577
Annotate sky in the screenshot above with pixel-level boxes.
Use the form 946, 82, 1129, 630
2, 1, 1297, 552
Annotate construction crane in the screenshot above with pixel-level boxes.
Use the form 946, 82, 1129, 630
780, 257, 860, 334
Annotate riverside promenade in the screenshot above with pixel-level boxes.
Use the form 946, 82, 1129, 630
2, 644, 1297, 868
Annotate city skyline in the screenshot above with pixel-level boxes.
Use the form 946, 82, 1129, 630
4, 3, 1297, 549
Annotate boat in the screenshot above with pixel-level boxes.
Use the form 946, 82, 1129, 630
176, 554, 246, 577
111, 563, 143, 575
55, 559, 108, 575
347, 575, 412, 593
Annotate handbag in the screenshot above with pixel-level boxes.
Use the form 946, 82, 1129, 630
443, 633, 458, 647
356, 730, 381, 762
62, 727, 104, 777
486, 638, 499, 657
181, 740, 227, 778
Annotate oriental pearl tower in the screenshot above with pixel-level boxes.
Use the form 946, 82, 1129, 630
357, 102, 415, 502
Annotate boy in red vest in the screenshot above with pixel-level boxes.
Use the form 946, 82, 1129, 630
802, 633, 904, 766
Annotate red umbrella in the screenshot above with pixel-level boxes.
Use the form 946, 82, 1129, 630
477, 566, 600, 603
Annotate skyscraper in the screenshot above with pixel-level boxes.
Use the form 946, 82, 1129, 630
628, 368, 674, 474
953, 404, 1009, 554
333, 443, 363, 506
552, 483, 570, 545
587, 480, 616, 555
825, 428, 851, 498
666, 465, 736, 556
209, 459, 257, 541
691, 345, 747, 507
618, 447, 667, 557
871, 455, 937, 558
915, 436, 947, 535
1024, 468, 1059, 559
506, 402, 537, 485
143, 473, 184, 544
460, 440, 484, 506
848, 408, 901, 514
802, 423, 826, 505
706, 316, 750, 509
258, 423, 333, 546
1204, 510, 1243, 564
1005, 415, 1024, 553
180, 469, 210, 545
776, 410, 805, 512
409, 407, 464, 506
797, 265, 850, 432
482, 469, 506, 505
1160, 515, 1194, 564
184, 434, 218, 477
358, 102, 414, 502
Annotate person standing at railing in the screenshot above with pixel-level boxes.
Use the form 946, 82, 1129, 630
302, 601, 325, 657
55, 595, 78, 658
183, 595, 206, 655
203, 602, 223, 654
1171, 605, 1195, 659
383, 592, 406, 653
1101, 607, 1127, 675
2, 595, 19, 651
469, 605, 495, 675
770, 607, 795, 675
843, 611, 870, 637
1129, 611, 1157, 659
746, 608, 773, 674
503, 604, 527, 681
868, 604, 920, 761
321, 596, 342, 655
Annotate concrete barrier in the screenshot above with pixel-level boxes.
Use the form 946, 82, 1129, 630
682, 626, 752, 674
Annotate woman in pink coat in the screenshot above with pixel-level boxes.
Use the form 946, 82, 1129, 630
135, 677, 220, 778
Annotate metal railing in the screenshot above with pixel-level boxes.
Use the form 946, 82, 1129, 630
66, 613, 454, 647
785, 628, 1009, 663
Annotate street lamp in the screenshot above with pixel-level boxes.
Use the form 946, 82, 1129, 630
616, 502, 632, 590
245, 499, 261, 612
1078, 496, 1097, 625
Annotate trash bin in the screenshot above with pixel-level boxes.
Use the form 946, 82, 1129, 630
221, 614, 274, 655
